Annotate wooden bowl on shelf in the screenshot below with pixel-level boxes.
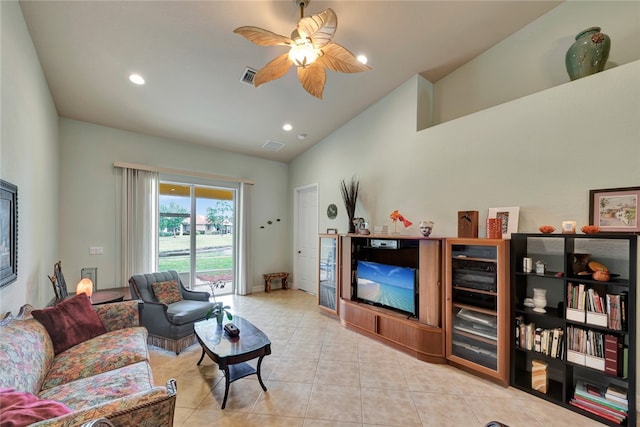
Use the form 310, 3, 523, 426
581, 225, 600, 234
539, 225, 555, 234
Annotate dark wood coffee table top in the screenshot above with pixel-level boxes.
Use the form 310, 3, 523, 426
194, 316, 271, 409
194, 316, 271, 364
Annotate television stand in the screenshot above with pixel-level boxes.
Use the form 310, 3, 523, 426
339, 235, 445, 363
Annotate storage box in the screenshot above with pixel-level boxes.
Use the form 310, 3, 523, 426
585, 354, 605, 372
566, 308, 585, 323
567, 350, 586, 366
531, 360, 549, 393
586, 311, 608, 327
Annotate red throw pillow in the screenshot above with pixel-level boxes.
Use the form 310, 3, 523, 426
32, 293, 107, 354
0, 388, 72, 426
151, 280, 183, 305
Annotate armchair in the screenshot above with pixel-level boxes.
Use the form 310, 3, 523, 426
129, 271, 215, 354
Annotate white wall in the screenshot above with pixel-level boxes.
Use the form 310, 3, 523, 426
433, 1, 640, 124
0, 1, 60, 314
289, 0, 640, 240
59, 119, 289, 291
288, 3, 640, 410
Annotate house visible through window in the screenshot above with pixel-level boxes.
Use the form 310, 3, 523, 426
158, 182, 235, 296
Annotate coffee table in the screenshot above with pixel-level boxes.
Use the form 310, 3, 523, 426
194, 316, 271, 409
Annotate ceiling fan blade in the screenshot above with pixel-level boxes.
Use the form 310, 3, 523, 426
297, 8, 336, 49
298, 63, 326, 99
318, 43, 371, 73
234, 26, 292, 46
254, 53, 294, 87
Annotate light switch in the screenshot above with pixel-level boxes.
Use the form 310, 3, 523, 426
89, 246, 104, 255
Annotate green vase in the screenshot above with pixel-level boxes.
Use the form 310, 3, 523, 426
565, 27, 611, 81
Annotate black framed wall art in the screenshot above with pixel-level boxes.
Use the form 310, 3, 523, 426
1, 179, 18, 287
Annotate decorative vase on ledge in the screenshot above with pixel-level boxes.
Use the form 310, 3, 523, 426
340, 177, 359, 234
532, 288, 547, 313
565, 27, 610, 81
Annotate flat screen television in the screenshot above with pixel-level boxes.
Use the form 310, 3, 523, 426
356, 260, 418, 317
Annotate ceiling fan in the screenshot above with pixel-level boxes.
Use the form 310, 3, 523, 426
234, 0, 371, 99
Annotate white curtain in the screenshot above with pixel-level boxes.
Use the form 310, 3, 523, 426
236, 182, 253, 295
121, 168, 159, 284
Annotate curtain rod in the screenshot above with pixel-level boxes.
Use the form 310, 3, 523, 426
113, 162, 254, 185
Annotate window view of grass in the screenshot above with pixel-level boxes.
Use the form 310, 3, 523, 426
158, 234, 233, 275
158, 183, 235, 292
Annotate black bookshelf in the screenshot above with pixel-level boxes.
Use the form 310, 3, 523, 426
510, 233, 636, 427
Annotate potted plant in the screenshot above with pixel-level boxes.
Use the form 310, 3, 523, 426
206, 302, 233, 325
340, 176, 359, 234
204, 280, 233, 325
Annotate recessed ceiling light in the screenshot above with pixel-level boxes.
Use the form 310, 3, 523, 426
129, 74, 145, 85
357, 55, 368, 65
283, 123, 293, 131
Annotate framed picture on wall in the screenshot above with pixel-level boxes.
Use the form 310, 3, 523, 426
589, 186, 640, 233
488, 206, 520, 239
0, 179, 18, 288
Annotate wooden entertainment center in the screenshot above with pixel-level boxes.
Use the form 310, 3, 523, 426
338, 234, 446, 363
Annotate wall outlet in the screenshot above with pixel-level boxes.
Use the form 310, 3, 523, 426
89, 246, 104, 255
81, 267, 97, 287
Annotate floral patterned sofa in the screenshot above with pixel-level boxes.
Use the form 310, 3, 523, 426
0, 297, 177, 426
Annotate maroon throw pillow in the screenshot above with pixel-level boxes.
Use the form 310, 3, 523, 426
0, 388, 72, 426
151, 280, 183, 305
32, 293, 107, 354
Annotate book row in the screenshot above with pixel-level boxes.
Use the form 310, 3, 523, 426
515, 317, 563, 358
566, 283, 627, 331
571, 380, 628, 424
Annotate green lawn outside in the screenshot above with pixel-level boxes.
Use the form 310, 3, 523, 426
158, 234, 233, 273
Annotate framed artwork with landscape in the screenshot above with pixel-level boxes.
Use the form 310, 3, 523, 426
1, 179, 18, 288
589, 186, 640, 233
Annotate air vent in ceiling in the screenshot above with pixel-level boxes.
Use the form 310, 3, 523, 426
262, 140, 285, 151
240, 67, 257, 86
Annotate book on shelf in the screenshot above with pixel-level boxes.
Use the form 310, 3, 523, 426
567, 283, 587, 310
534, 328, 542, 352
620, 291, 628, 330
574, 394, 628, 418
606, 384, 628, 401
550, 328, 561, 359
604, 334, 625, 377
515, 315, 523, 346
570, 399, 625, 424
606, 294, 622, 331
574, 380, 628, 412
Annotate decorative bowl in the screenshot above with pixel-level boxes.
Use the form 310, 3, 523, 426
539, 225, 555, 234
581, 225, 600, 234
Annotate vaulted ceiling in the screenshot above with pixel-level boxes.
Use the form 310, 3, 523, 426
20, 1, 561, 162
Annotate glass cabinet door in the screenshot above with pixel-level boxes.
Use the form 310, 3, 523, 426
319, 235, 339, 313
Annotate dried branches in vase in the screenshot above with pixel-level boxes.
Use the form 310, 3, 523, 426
340, 177, 359, 233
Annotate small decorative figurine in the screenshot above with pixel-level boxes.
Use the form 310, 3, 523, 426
419, 220, 434, 237
390, 210, 412, 233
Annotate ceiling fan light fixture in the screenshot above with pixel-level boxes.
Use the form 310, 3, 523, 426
234, 4, 370, 99
288, 41, 319, 67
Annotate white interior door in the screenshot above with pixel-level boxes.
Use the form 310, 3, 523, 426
295, 185, 318, 294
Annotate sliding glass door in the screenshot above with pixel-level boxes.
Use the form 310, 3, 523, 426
158, 182, 235, 296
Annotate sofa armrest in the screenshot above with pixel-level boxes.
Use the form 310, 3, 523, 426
182, 289, 209, 302
31, 380, 177, 427
94, 300, 141, 332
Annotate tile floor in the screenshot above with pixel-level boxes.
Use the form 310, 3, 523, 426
149, 290, 606, 427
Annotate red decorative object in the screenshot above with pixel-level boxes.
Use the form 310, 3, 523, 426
486, 218, 502, 239
390, 210, 412, 233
